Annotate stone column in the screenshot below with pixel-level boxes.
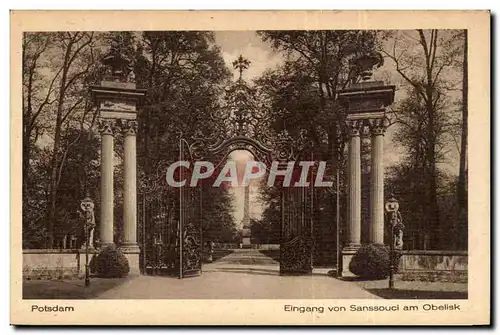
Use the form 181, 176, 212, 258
99, 119, 116, 246
369, 118, 386, 244
121, 120, 139, 250
346, 120, 362, 248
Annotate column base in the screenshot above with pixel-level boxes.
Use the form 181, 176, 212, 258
120, 244, 141, 275
341, 244, 361, 277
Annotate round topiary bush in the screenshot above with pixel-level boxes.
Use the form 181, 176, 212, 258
95, 245, 130, 278
349, 243, 400, 280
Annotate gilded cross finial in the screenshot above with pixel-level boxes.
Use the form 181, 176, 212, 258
232, 55, 251, 80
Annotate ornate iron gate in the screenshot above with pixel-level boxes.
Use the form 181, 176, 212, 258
178, 139, 203, 278
138, 162, 179, 276
279, 162, 315, 275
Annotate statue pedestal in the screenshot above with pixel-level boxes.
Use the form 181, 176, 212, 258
242, 237, 251, 249
341, 245, 361, 277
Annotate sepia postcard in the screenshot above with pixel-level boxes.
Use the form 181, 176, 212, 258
10, 10, 490, 325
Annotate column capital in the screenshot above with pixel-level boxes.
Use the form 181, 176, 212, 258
368, 118, 389, 136
98, 119, 117, 136
121, 120, 138, 136
345, 119, 363, 137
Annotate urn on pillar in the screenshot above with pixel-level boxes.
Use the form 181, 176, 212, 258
90, 38, 146, 274
337, 52, 395, 277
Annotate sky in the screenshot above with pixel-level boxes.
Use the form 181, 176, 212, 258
214, 31, 283, 81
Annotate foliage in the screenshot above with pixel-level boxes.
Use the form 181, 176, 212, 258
250, 217, 280, 244
201, 186, 238, 243
22, 31, 237, 248
255, 30, 381, 252
349, 243, 399, 280
23, 32, 103, 248
383, 30, 466, 249
133, 31, 236, 244
95, 245, 130, 278
21, 29, 467, 254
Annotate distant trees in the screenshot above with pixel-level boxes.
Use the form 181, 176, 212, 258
457, 30, 468, 249
22, 31, 238, 248
254, 184, 282, 244
133, 31, 236, 244
201, 185, 237, 243
255, 30, 381, 258
383, 30, 466, 249
23, 32, 101, 248
255, 29, 467, 251
22, 29, 468, 252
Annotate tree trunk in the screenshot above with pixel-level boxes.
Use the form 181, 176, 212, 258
22, 47, 38, 202
425, 90, 440, 250
457, 29, 468, 249
46, 38, 73, 248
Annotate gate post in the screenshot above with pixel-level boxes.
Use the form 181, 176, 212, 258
90, 40, 146, 275
338, 52, 395, 277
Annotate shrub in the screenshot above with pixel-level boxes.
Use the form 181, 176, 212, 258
349, 243, 400, 280
95, 245, 130, 278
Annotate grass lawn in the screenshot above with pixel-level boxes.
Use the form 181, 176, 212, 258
349, 278, 468, 299
259, 249, 280, 262
23, 276, 133, 299
203, 249, 234, 263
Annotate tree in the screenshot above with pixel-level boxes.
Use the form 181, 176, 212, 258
255, 30, 380, 261
45, 32, 98, 248
256, 185, 282, 244
457, 30, 468, 248
201, 186, 236, 243
22, 32, 102, 248
383, 30, 465, 249
134, 31, 230, 167
133, 31, 237, 245
22, 33, 53, 198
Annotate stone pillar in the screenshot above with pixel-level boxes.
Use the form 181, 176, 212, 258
346, 120, 362, 248
99, 119, 116, 246
369, 118, 386, 244
122, 120, 139, 249
341, 120, 362, 276
120, 120, 140, 273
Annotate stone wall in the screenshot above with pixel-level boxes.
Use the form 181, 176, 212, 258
398, 250, 468, 283
23, 249, 98, 280
342, 249, 468, 281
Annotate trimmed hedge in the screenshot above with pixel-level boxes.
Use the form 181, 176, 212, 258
95, 245, 130, 278
349, 243, 400, 280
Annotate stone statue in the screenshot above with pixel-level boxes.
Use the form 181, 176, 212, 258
80, 197, 96, 249
351, 51, 385, 82
206, 240, 214, 263
392, 211, 404, 250
127, 69, 136, 83
102, 34, 132, 81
